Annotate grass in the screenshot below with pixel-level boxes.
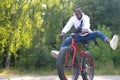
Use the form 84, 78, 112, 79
94, 61, 120, 75
0, 66, 120, 76
95, 67, 120, 75
0, 67, 57, 76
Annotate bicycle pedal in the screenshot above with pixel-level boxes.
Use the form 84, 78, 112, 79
83, 70, 87, 74
65, 65, 72, 67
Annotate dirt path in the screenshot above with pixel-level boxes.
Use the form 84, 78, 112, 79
0, 75, 120, 80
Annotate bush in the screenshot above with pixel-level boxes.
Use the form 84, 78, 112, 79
88, 25, 120, 68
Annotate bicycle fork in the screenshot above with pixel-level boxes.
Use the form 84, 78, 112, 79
64, 47, 77, 67
80, 50, 85, 71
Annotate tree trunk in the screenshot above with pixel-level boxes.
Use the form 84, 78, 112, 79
5, 56, 10, 70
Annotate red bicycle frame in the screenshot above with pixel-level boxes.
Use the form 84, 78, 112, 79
58, 34, 94, 80
65, 37, 86, 67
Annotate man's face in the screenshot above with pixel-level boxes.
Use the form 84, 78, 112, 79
75, 8, 82, 20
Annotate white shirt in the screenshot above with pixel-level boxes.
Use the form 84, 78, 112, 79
62, 13, 92, 36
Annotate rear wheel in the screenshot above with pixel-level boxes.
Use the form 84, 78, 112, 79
81, 51, 94, 80
57, 47, 79, 80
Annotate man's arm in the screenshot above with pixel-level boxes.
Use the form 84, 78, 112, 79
62, 17, 74, 34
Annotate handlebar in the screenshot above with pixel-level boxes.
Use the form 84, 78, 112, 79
64, 33, 80, 38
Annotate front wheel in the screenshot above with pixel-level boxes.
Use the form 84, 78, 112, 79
56, 47, 79, 80
81, 51, 94, 80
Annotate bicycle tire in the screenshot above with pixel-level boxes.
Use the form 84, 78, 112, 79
81, 51, 94, 80
56, 47, 79, 80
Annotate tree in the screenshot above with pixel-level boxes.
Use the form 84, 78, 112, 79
73, 0, 120, 33
0, 0, 36, 69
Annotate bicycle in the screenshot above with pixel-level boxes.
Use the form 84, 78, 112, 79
56, 33, 94, 80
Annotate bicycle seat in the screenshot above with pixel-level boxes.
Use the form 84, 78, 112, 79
78, 40, 99, 46
77, 41, 90, 45
76, 41, 90, 49
81, 41, 90, 44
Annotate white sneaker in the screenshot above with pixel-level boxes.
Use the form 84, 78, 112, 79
50, 50, 59, 58
110, 35, 118, 50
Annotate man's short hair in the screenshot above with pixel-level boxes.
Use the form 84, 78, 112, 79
73, 7, 82, 12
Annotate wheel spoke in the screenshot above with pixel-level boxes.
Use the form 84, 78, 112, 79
81, 51, 94, 80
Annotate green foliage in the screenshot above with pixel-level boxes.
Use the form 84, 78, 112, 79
0, 0, 120, 72
88, 25, 120, 69
74, 0, 120, 33
42, 0, 74, 50
111, 39, 120, 67
0, 0, 42, 68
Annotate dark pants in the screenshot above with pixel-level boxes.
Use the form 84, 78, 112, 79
61, 31, 108, 47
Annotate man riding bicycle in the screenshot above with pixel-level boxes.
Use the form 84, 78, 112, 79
51, 6, 118, 58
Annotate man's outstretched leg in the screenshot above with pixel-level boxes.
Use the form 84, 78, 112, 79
50, 34, 118, 58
